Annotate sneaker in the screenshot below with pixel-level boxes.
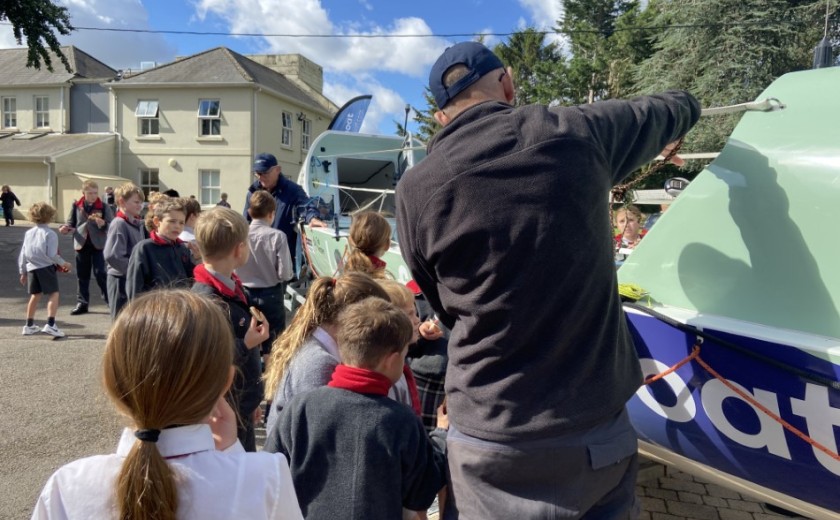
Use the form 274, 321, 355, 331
22, 325, 39, 335
41, 324, 66, 338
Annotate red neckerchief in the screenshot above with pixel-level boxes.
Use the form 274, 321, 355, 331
116, 210, 142, 226
402, 364, 422, 417
328, 365, 392, 396
75, 197, 104, 210
369, 255, 387, 270
193, 264, 248, 305
150, 231, 183, 246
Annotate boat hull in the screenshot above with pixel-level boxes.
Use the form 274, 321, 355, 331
626, 307, 840, 517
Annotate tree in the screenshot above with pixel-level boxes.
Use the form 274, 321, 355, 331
493, 28, 569, 106
634, 0, 840, 162
398, 87, 442, 144
1, 0, 74, 71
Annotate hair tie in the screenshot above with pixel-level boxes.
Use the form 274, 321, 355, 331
330, 277, 337, 287
134, 429, 161, 443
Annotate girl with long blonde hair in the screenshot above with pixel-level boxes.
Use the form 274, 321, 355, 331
32, 290, 303, 520
263, 272, 388, 434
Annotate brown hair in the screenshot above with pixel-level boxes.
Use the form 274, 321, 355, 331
194, 207, 249, 260
115, 183, 145, 204
264, 272, 389, 397
344, 211, 392, 278
247, 190, 276, 220
377, 280, 414, 309
337, 298, 412, 368
82, 179, 99, 190
28, 202, 56, 224
181, 197, 202, 222
145, 192, 170, 232
103, 290, 234, 520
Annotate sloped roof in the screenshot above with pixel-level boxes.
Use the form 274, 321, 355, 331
0, 133, 114, 160
115, 47, 328, 113
0, 46, 117, 86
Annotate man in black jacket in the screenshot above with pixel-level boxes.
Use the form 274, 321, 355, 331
396, 41, 700, 519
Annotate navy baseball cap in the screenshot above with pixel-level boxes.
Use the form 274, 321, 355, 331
429, 41, 504, 109
253, 153, 278, 173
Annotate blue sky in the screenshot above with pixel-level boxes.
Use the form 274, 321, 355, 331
1, 0, 563, 134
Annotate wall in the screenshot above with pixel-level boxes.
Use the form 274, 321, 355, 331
0, 86, 65, 133
69, 83, 110, 133
0, 162, 50, 221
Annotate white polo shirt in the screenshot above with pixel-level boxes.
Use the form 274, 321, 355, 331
31, 425, 303, 520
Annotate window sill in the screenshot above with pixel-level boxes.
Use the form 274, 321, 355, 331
136, 135, 162, 141
1, 127, 19, 132
31, 128, 52, 133
196, 136, 225, 143
280, 144, 293, 150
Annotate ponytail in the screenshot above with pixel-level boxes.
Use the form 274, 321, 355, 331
263, 272, 391, 398
116, 439, 177, 520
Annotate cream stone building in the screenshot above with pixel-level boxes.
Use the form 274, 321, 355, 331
109, 47, 337, 211
0, 46, 118, 221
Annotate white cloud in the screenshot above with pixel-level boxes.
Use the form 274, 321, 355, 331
358, 0, 373, 11
0, 26, 25, 49
194, 0, 448, 78
517, 0, 564, 45
54, 0, 175, 70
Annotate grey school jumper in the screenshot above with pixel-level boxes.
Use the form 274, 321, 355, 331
396, 92, 701, 443
265, 386, 446, 520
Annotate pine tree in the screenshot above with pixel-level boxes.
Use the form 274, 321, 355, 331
493, 28, 569, 106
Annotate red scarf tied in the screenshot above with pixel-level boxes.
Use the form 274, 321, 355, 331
369, 255, 387, 270
150, 231, 183, 246
328, 365, 392, 396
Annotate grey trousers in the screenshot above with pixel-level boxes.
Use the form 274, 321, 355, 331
444, 408, 640, 520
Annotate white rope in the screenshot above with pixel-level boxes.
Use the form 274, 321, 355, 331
700, 98, 785, 116
312, 180, 395, 195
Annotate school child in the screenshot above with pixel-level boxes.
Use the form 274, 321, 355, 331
1, 184, 21, 226
103, 183, 146, 319
377, 280, 423, 415
236, 190, 293, 364
143, 191, 169, 233
262, 272, 388, 435
59, 179, 112, 315
179, 197, 202, 243
265, 298, 446, 520
192, 207, 269, 452
344, 210, 392, 278
18, 202, 72, 337
31, 290, 303, 520
126, 199, 194, 300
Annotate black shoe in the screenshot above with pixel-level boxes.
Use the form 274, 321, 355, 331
70, 304, 89, 315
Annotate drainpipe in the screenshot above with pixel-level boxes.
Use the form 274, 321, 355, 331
43, 158, 54, 216
60, 86, 66, 133
252, 88, 258, 166
111, 87, 123, 178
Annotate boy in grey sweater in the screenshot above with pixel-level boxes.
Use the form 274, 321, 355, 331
103, 183, 146, 319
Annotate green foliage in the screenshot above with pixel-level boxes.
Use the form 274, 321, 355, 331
402, 87, 442, 144
493, 28, 568, 106
0, 0, 74, 72
633, 0, 840, 160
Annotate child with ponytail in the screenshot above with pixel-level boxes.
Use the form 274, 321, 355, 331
263, 271, 388, 435
343, 211, 393, 279
31, 290, 303, 520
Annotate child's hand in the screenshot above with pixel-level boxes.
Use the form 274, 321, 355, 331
206, 396, 238, 451
419, 319, 443, 341
252, 406, 263, 426
186, 241, 202, 261
244, 316, 269, 349
19, 274, 26, 286
436, 400, 449, 431
58, 225, 73, 235
59, 262, 71, 273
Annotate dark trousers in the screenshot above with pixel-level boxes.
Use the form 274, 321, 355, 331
3, 205, 13, 225
107, 274, 127, 320
444, 409, 639, 520
75, 241, 108, 305
243, 284, 286, 356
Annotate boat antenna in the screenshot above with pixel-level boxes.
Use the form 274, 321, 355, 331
402, 104, 411, 136
813, 0, 834, 68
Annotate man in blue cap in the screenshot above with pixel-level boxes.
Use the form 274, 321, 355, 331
243, 152, 325, 271
396, 41, 699, 518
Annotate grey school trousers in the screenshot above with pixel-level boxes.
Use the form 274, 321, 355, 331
444, 408, 639, 520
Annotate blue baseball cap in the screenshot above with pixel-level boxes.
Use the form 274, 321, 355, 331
253, 153, 278, 173
429, 41, 504, 109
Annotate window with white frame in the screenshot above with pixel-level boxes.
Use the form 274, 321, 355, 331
301, 118, 311, 150
139, 169, 160, 198
199, 169, 221, 206
281, 111, 293, 147
35, 96, 49, 128
198, 99, 221, 136
135, 100, 159, 136
1, 97, 16, 128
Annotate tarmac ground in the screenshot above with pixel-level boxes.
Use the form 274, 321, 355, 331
0, 222, 806, 519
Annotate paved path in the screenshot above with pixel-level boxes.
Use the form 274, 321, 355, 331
0, 223, 805, 519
